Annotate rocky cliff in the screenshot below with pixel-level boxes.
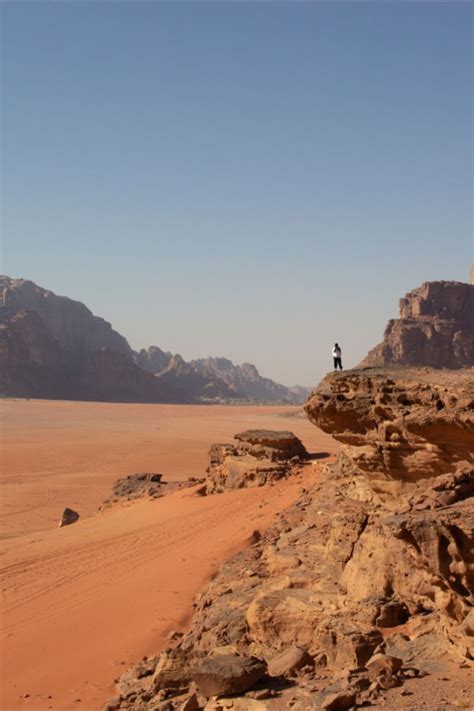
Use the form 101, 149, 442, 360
109, 366, 473, 710
1, 275, 132, 360
360, 281, 473, 369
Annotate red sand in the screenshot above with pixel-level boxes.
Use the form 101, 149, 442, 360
0, 400, 338, 711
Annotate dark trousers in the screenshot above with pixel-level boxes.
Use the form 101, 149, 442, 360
333, 356, 343, 370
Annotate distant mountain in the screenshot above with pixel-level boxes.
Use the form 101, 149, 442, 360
1, 275, 131, 361
139, 352, 238, 401
0, 276, 309, 404
0, 276, 185, 403
136, 345, 173, 373
191, 357, 311, 403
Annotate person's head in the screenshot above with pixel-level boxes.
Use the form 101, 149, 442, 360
335, 343, 339, 348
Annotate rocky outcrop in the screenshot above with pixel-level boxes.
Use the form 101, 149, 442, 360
107, 367, 473, 711
101, 473, 204, 508
360, 281, 474, 369
205, 430, 308, 493
304, 367, 474, 502
193, 656, 266, 696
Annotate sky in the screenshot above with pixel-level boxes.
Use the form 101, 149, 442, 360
1, 1, 472, 386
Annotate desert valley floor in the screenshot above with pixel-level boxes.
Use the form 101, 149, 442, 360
0, 400, 338, 711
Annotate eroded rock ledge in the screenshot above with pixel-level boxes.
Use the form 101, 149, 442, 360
104, 369, 473, 711
205, 430, 308, 493
304, 367, 473, 503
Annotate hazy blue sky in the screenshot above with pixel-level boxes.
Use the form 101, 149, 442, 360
1, 1, 472, 385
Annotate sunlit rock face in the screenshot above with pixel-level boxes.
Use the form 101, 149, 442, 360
304, 368, 474, 500
359, 281, 473, 369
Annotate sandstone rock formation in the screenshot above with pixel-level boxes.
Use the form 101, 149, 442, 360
106, 367, 473, 711
205, 430, 308, 493
101, 474, 204, 508
304, 368, 473, 503
193, 655, 266, 696
360, 281, 473, 369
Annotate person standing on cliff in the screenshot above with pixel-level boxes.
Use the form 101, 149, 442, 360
332, 343, 343, 370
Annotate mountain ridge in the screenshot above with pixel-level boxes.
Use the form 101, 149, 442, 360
0, 275, 309, 404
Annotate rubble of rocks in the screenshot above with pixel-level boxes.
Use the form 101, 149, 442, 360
103, 368, 473, 711
101, 473, 204, 508
205, 430, 308, 493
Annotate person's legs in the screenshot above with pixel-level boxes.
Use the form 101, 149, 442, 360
333, 357, 338, 370
339, 358, 343, 370
336, 357, 342, 370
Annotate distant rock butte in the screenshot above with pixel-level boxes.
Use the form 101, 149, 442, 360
0, 276, 308, 403
359, 280, 473, 369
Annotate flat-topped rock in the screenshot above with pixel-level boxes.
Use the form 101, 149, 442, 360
235, 429, 307, 455
205, 430, 308, 493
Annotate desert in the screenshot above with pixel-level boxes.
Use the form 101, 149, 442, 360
2, 4, 473, 708
0, 400, 337, 711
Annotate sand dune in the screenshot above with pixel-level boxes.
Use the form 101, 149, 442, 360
0, 400, 338, 711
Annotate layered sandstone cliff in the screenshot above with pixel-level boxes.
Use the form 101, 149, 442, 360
360, 281, 473, 369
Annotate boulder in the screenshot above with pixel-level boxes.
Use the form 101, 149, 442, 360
193, 655, 266, 697
321, 691, 356, 711
152, 650, 194, 691
366, 653, 403, 679
179, 693, 200, 711
58, 508, 79, 527
267, 645, 312, 678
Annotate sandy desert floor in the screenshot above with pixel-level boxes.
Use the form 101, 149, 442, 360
0, 400, 338, 711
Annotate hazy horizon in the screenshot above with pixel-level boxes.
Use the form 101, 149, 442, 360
2, 2, 472, 385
